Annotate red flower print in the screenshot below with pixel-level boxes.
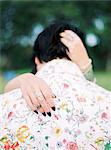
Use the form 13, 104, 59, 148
66, 142, 78, 150
101, 112, 108, 120
11, 141, 19, 150
4, 141, 20, 150
8, 111, 13, 119
4, 141, 10, 150
63, 83, 69, 88
63, 139, 67, 144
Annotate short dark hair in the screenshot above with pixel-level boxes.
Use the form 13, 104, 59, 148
31, 21, 85, 74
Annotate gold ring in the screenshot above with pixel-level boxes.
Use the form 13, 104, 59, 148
35, 92, 45, 102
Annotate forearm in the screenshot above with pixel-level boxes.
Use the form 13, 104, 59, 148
4, 76, 20, 92
4, 73, 33, 92
71, 42, 95, 82
4, 73, 32, 92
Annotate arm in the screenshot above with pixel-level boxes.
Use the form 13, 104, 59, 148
5, 75, 21, 92
4, 73, 55, 115
60, 30, 95, 82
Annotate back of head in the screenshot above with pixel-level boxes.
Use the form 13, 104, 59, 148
32, 21, 85, 73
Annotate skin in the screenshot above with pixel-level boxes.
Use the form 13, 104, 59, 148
60, 30, 89, 70
5, 30, 91, 114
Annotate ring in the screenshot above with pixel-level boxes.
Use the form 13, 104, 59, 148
35, 92, 45, 102
36, 104, 42, 110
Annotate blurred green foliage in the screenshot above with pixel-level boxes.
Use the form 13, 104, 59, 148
0, 1, 111, 72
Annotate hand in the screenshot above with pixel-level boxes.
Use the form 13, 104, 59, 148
18, 73, 55, 116
60, 30, 90, 71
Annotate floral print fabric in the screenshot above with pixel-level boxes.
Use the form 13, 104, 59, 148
0, 59, 111, 150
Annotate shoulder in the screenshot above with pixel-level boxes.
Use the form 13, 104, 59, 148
37, 59, 84, 78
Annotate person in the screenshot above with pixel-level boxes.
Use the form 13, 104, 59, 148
4, 22, 95, 115
0, 22, 111, 150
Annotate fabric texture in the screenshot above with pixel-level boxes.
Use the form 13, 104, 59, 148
83, 65, 96, 82
0, 59, 111, 150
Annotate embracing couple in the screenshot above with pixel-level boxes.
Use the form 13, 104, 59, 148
0, 21, 111, 150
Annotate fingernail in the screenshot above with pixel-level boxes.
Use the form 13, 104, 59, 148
42, 112, 46, 116
52, 94, 56, 98
52, 107, 56, 111
34, 110, 38, 114
47, 112, 51, 117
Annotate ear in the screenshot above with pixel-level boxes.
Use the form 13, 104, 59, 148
35, 57, 41, 66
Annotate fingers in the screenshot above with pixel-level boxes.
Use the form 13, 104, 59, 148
35, 90, 50, 113
23, 92, 35, 111
60, 32, 73, 41
60, 30, 80, 48
21, 83, 47, 113
19, 73, 56, 116
60, 30, 79, 39
60, 30, 81, 59
64, 30, 78, 38
60, 38, 71, 48
38, 79, 55, 109
27, 84, 51, 113
60, 31, 74, 48
36, 77, 56, 109
20, 85, 34, 110
23, 86, 52, 116
27, 87, 45, 113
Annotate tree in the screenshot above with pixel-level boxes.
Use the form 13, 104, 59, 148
1, 0, 111, 70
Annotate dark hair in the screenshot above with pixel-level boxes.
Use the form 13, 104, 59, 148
31, 21, 86, 74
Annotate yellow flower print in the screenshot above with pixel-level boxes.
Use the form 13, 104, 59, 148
97, 96, 104, 101
60, 101, 68, 110
16, 125, 31, 143
95, 137, 104, 146
0, 136, 8, 144
54, 127, 62, 137
3, 99, 9, 107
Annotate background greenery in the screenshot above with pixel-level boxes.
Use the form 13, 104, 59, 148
0, 0, 111, 93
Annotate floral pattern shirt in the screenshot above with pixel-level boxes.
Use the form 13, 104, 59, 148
0, 59, 111, 150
